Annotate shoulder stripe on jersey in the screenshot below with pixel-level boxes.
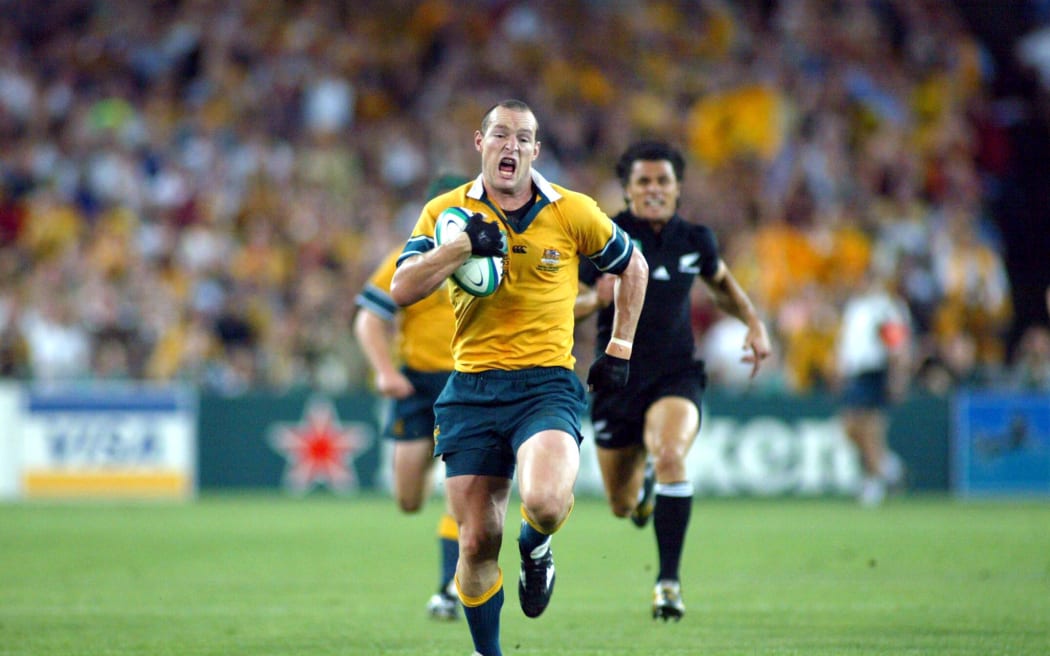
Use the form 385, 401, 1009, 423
396, 235, 435, 266
355, 284, 397, 320
589, 226, 633, 274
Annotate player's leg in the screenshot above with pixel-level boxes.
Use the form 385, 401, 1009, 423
595, 443, 648, 518
431, 370, 516, 654
392, 438, 436, 512
590, 385, 651, 525
392, 436, 460, 619
844, 407, 889, 506
631, 454, 657, 528
644, 395, 699, 621
392, 370, 463, 617
515, 429, 579, 618
446, 472, 511, 656
387, 369, 444, 512
841, 408, 880, 477
840, 371, 896, 506
429, 494, 460, 616
517, 429, 579, 528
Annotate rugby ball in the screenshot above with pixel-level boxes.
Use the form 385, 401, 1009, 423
434, 206, 504, 297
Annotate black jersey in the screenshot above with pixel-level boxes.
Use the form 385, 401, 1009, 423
580, 211, 720, 380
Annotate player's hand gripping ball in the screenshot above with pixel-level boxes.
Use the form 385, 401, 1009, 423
434, 207, 505, 297
462, 212, 505, 257
587, 353, 630, 391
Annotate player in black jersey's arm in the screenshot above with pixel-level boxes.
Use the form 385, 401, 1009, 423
578, 140, 771, 621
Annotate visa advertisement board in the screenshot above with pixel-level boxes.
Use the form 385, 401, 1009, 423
11, 384, 197, 499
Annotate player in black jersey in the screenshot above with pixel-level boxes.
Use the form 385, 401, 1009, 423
579, 140, 771, 621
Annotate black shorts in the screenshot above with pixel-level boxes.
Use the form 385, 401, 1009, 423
590, 359, 707, 449
840, 370, 890, 410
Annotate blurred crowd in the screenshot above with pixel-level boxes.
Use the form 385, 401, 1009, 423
0, 0, 1047, 395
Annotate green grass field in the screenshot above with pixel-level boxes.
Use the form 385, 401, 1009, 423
2, 494, 1048, 655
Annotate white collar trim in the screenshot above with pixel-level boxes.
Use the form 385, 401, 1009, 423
466, 169, 561, 202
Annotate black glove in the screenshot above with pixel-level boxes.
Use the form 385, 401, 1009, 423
587, 353, 630, 391
463, 212, 505, 257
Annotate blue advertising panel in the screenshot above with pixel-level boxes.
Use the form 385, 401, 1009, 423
953, 391, 1050, 496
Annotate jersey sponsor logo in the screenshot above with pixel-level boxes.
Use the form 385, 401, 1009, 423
269, 398, 372, 494
538, 248, 562, 272
512, 245, 527, 254
679, 253, 701, 274
651, 265, 671, 281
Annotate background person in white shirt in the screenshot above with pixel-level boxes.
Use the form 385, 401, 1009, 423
835, 268, 913, 507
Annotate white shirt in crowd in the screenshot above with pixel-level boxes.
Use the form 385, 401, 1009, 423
836, 289, 911, 378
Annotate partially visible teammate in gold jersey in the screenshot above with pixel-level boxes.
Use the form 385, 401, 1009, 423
353, 174, 470, 621
390, 99, 648, 656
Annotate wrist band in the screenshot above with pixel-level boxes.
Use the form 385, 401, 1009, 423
608, 337, 633, 350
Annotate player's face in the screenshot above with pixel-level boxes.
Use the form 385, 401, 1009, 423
625, 159, 680, 223
475, 107, 540, 197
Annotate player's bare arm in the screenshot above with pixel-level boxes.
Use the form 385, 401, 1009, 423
390, 234, 473, 306
352, 309, 414, 399
574, 274, 616, 319
885, 320, 913, 403
605, 249, 648, 358
702, 259, 771, 377
574, 283, 599, 319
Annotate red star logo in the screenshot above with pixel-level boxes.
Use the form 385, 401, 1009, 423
269, 399, 371, 494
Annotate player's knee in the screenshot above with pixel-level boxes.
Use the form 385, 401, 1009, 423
609, 500, 633, 518
524, 506, 561, 533
652, 448, 686, 481
457, 526, 501, 563
396, 496, 424, 513
521, 492, 566, 531
393, 486, 426, 513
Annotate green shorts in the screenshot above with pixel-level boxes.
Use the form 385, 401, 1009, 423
434, 367, 586, 479
382, 368, 451, 442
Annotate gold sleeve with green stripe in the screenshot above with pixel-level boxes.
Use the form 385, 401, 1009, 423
356, 247, 455, 372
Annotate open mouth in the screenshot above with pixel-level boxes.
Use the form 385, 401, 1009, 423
499, 157, 517, 176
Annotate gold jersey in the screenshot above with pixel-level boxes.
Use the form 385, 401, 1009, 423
399, 171, 633, 373
356, 247, 455, 372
